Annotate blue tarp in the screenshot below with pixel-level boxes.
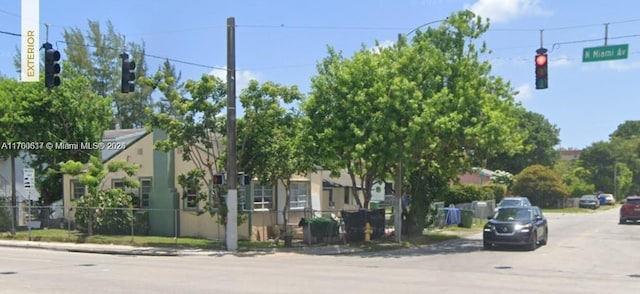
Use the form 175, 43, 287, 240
443, 208, 461, 225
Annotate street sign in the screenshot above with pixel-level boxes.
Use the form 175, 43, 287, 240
23, 168, 35, 190
582, 44, 629, 62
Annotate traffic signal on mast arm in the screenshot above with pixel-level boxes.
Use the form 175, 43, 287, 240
120, 53, 136, 93
535, 48, 548, 90
43, 42, 61, 88
212, 174, 225, 185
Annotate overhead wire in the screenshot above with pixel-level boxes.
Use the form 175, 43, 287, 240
3, 16, 640, 71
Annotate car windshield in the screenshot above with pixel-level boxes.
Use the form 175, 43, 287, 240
627, 198, 640, 204
499, 199, 523, 207
581, 195, 597, 200
494, 208, 533, 222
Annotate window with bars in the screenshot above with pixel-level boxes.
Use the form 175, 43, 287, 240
290, 182, 308, 209
253, 183, 273, 210
139, 178, 152, 208
71, 180, 85, 200
112, 179, 125, 190
184, 188, 198, 210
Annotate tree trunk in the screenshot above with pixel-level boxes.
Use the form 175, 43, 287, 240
281, 180, 291, 235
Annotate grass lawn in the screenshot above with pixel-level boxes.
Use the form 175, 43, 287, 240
0, 229, 286, 250
543, 204, 617, 213
441, 218, 486, 232
0, 228, 464, 253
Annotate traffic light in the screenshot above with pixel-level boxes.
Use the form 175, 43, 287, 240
120, 53, 136, 93
238, 173, 252, 186
43, 42, 61, 88
535, 48, 548, 90
212, 174, 225, 185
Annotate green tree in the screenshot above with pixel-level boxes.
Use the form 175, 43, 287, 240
512, 165, 570, 208
610, 136, 640, 196
560, 166, 595, 197
63, 20, 152, 129
486, 108, 560, 174
579, 141, 615, 193
306, 11, 524, 235
238, 80, 313, 235
59, 156, 139, 235
0, 78, 34, 233
142, 73, 238, 227
150, 59, 183, 114
610, 120, 640, 140
0, 69, 112, 205
491, 170, 514, 189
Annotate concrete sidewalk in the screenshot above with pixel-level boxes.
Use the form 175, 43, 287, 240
0, 239, 364, 257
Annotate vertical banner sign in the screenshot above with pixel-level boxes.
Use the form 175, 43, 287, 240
21, 0, 39, 82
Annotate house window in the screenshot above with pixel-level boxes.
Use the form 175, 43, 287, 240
184, 188, 198, 210
139, 178, 152, 208
253, 183, 273, 210
112, 179, 125, 190
344, 188, 350, 204
238, 186, 248, 211
71, 180, 85, 199
290, 182, 308, 209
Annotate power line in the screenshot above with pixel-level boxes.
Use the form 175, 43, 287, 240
57, 40, 226, 71
237, 24, 408, 31
549, 33, 640, 52
0, 8, 19, 17
0, 30, 21, 37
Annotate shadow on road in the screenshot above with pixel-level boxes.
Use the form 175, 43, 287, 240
343, 237, 486, 258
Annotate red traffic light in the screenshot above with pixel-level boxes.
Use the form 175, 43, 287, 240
535, 54, 547, 66
212, 174, 224, 185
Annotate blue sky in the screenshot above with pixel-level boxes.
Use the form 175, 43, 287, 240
1, 0, 640, 150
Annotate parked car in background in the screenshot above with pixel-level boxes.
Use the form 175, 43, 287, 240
579, 195, 600, 209
483, 206, 548, 251
619, 196, 640, 224
494, 196, 532, 212
598, 193, 616, 205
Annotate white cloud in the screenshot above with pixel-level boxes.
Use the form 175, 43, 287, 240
209, 66, 261, 92
514, 84, 533, 102
464, 0, 553, 24
603, 60, 640, 71
549, 54, 572, 68
370, 40, 395, 54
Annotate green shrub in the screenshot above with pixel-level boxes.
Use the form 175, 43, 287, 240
0, 207, 11, 232
75, 189, 134, 235
444, 184, 491, 205
481, 184, 507, 203
134, 211, 150, 236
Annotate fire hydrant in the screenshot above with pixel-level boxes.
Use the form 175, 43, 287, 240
364, 222, 373, 242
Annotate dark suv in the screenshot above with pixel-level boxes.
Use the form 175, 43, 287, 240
483, 206, 548, 251
619, 196, 640, 224
494, 196, 532, 213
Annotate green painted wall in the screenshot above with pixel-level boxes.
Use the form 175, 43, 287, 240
149, 129, 179, 236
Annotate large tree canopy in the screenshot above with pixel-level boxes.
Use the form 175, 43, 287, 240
238, 80, 312, 233
63, 20, 152, 129
304, 10, 524, 234
486, 108, 560, 174
0, 65, 112, 205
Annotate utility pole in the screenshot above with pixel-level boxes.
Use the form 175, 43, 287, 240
225, 17, 238, 251
393, 33, 403, 243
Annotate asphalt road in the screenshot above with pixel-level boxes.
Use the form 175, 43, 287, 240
1, 206, 639, 294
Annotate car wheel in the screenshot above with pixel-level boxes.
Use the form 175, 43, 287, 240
619, 218, 625, 225
526, 231, 537, 251
539, 229, 548, 246
483, 241, 492, 250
